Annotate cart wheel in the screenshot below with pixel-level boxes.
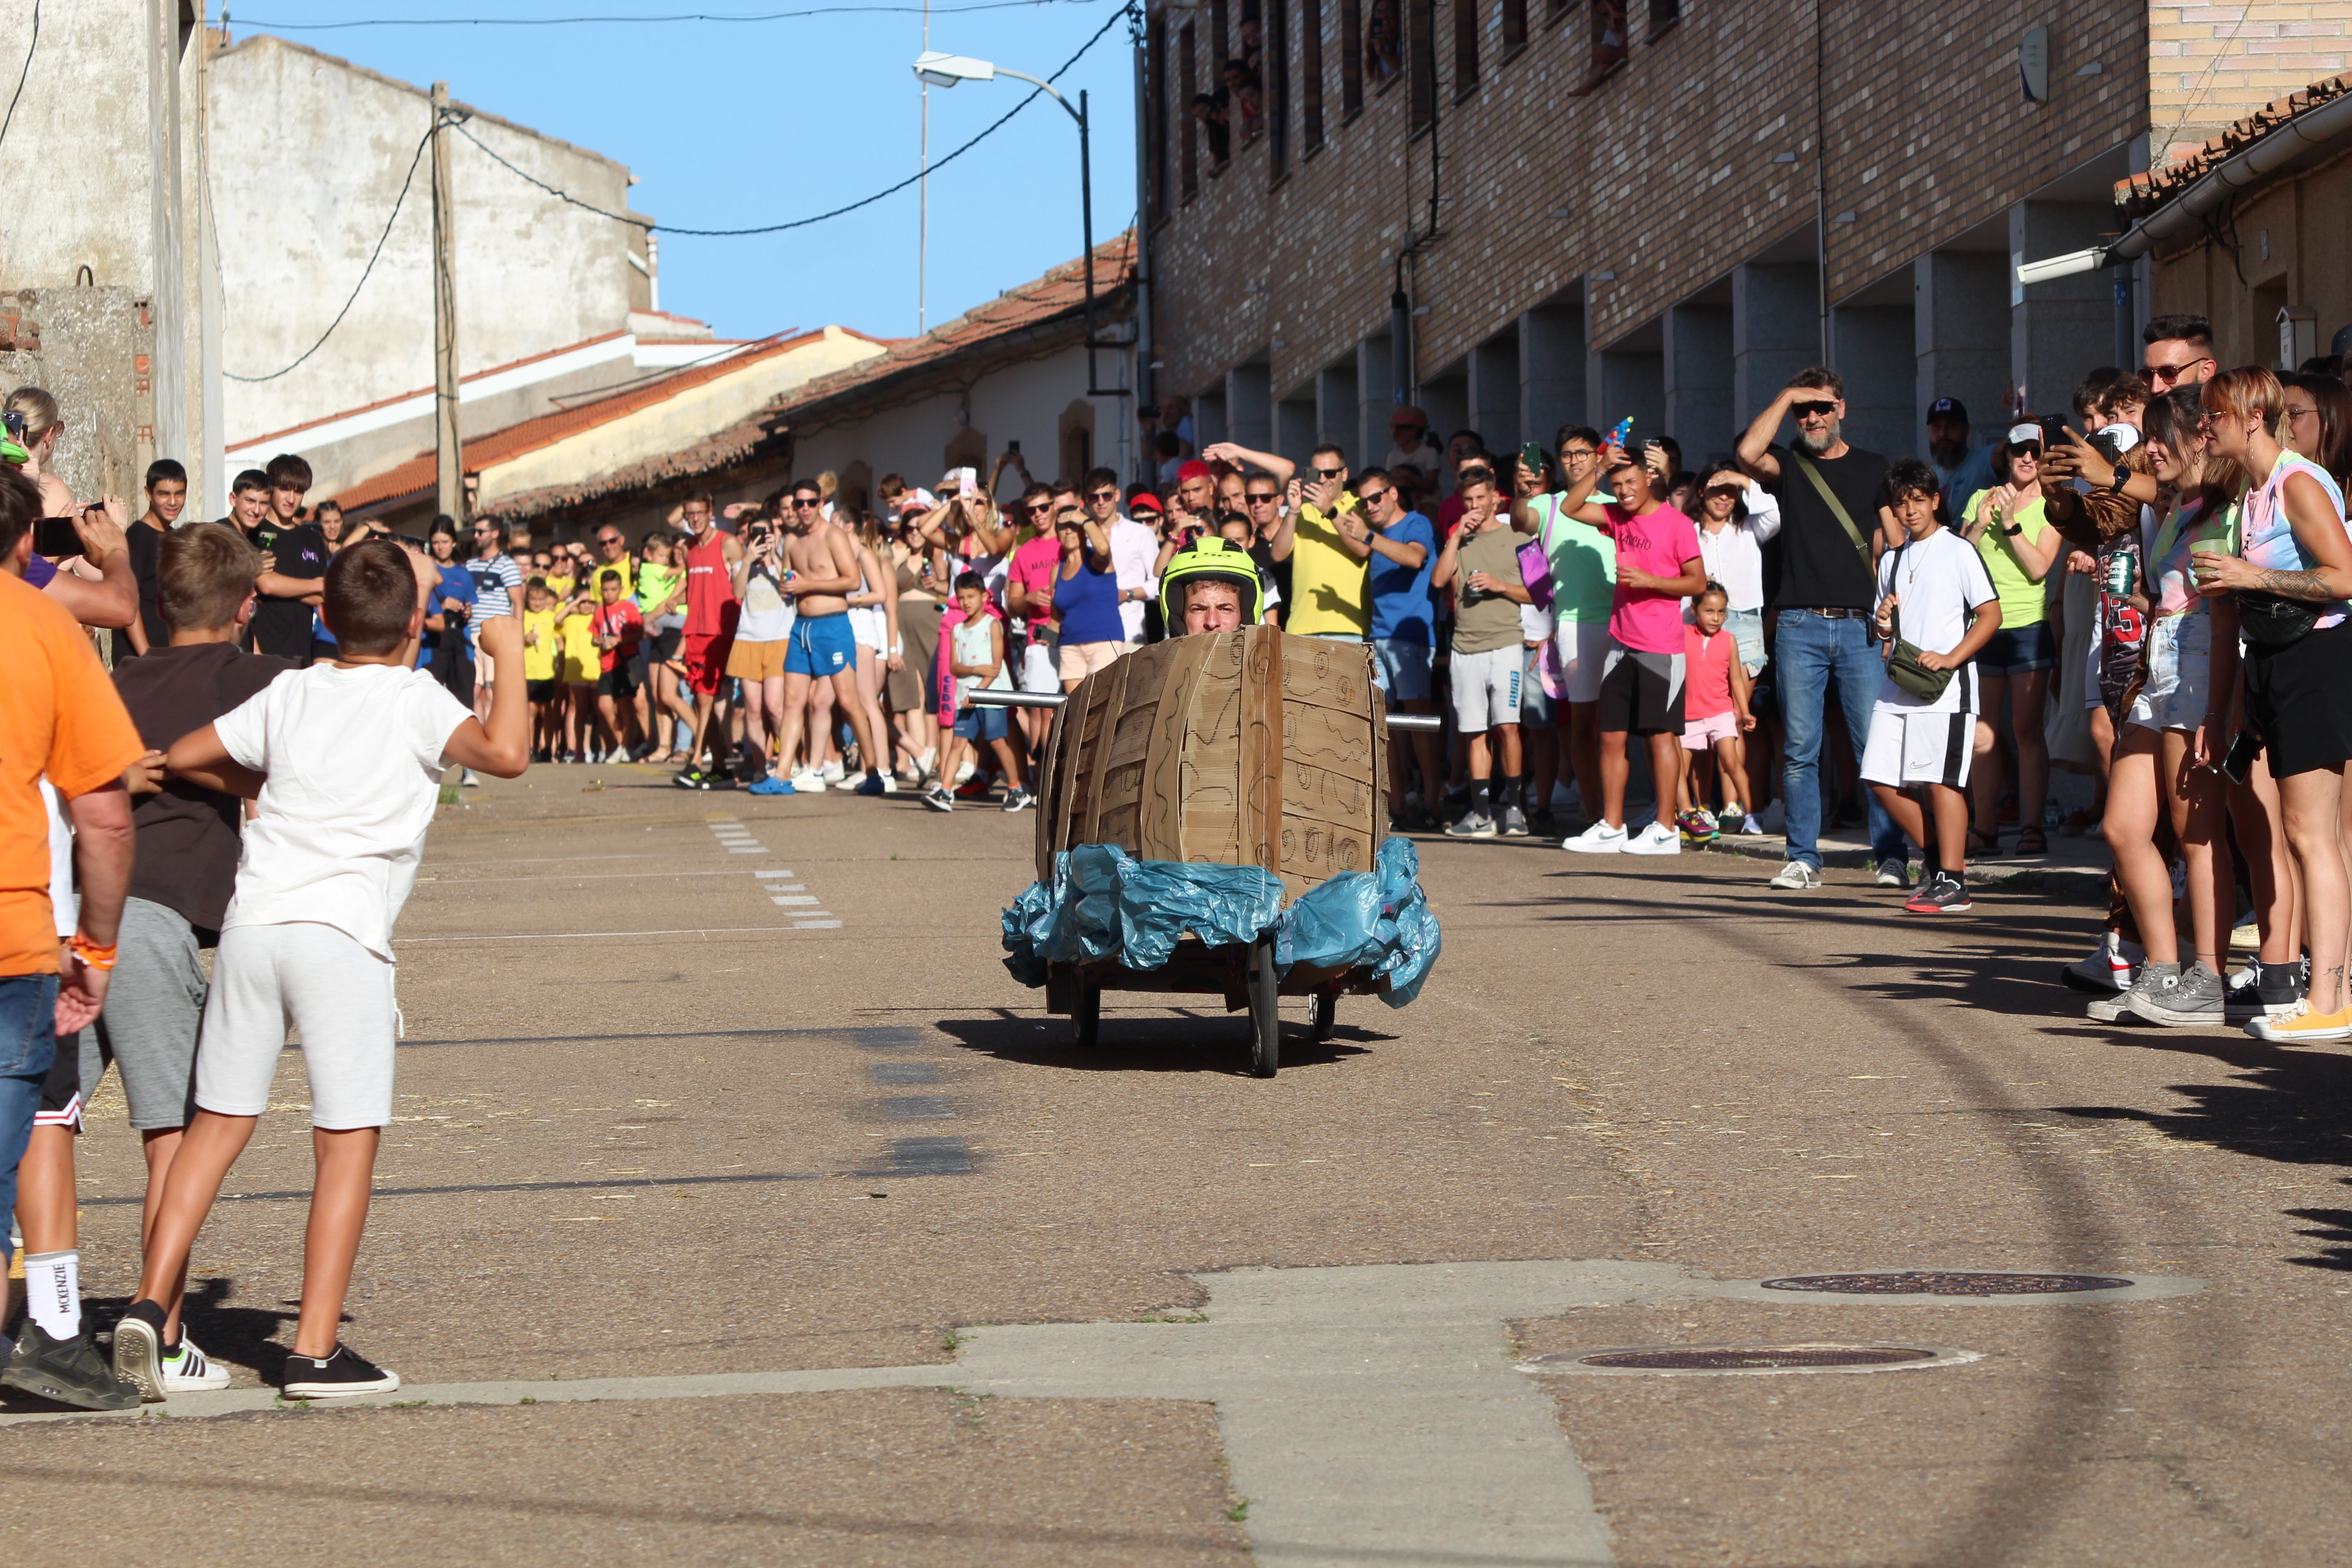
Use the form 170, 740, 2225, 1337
1311, 992, 1338, 1042
1247, 936, 1280, 1078
1073, 980, 1101, 1048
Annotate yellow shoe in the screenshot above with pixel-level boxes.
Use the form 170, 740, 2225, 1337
2246, 998, 2352, 1044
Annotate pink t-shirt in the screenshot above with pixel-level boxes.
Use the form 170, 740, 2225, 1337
1006, 536, 1063, 627
1605, 502, 1700, 654
1684, 624, 1735, 720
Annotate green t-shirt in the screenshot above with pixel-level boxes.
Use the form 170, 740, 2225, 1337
1962, 488, 2052, 630
1525, 492, 1617, 623
1452, 524, 1529, 653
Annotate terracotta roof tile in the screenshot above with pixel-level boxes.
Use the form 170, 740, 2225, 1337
2116, 74, 2352, 220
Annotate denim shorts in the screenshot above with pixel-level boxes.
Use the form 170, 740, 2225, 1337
2127, 612, 2211, 734
954, 705, 1009, 742
1725, 607, 1767, 675
1977, 620, 2057, 677
1372, 638, 1434, 702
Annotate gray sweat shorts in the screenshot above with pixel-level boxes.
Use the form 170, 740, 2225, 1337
84, 897, 206, 1131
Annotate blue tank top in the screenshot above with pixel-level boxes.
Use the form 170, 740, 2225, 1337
1054, 555, 1124, 645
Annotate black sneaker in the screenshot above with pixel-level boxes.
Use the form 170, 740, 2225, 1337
671, 766, 712, 790
1904, 872, 1973, 913
5, 1320, 142, 1410
109, 1298, 169, 1401
281, 1343, 401, 1399
2223, 955, 2305, 1023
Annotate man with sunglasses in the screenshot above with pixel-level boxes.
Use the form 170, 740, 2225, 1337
1737, 367, 1909, 890
1205, 440, 1366, 638
1081, 467, 1156, 644
1349, 468, 1442, 819
2141, 314, 2215, 397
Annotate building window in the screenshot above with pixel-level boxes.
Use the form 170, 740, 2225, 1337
1451, 0, 1479, 97
1212, 0, 1230, 68
1149, 13, 1170, 221
1500, 0, 1525, 54
1181, 21, 1200, 199
1341, 0, 1365, 114
1567, 0, 1627, 97
1406, 0, 1434, 129
1647, 0, 1679, 38
1267, 0, 1290, 176
1302, 0, 1325, 149
1367, 0, 1401, 89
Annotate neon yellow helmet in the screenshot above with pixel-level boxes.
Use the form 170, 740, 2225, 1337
1156, 535, 1263, 627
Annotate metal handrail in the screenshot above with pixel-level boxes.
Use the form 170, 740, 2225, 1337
967, 688, 1443, 730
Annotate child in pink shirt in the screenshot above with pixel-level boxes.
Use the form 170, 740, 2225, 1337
1678, 583, 1755, 840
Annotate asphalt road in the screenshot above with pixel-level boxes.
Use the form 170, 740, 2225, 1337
8, 763, 2349, 1565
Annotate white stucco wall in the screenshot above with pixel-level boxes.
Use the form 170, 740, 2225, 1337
211, 34, 647, 446
784, 342, 1135, 500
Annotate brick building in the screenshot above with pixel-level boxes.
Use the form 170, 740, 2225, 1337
1137, 1, 2347, 474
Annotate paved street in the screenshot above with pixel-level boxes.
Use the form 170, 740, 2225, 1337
10, 767, 2352, 1565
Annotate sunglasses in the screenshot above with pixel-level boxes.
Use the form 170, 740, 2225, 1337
1789, 400, 1838, 418
1246, 491, 1280, 505
2146, 360, 2204, 383
1313, 466, 1345, 480
2009, 442, 2043, 459
1356, 486, 1392, 505
793, 497, 821, 508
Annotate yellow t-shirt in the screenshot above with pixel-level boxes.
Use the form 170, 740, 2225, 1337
559, 606, 598, 683
521, 608, 560, 681
544, 572, 575, 601
1286, 494, 1371, 637
1962, 489, 2053, 630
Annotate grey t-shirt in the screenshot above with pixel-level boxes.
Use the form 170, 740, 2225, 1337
1452, 525, 1527, 654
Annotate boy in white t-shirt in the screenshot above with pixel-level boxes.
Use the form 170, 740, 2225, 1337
113, 538, 532, 1401
1862, 458, 2001, 915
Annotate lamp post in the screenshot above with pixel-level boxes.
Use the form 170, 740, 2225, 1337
913, 51, 1122, 399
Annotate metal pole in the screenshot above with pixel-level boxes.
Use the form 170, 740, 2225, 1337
920, 0, 930, 333
430, 82, 464, 523
1079, 88, 1096, 388
1131, 12, 1154, 468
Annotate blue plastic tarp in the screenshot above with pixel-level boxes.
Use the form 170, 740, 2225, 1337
1000, 837, 1439, 1009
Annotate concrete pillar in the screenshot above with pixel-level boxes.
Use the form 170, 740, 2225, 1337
1420, 368, 1468, 444
1586, 344, 1665, 445
1663, 302, 1733, 465
1225, 362, 1274, 451
1316, 363, 1359, 464
1732, 262, 1820, 430
1519, 302, 1584, 449
1468, 332, 1521, 457
1831, 304, 1915, 461
1276, 393, 1318, 470
1196, 387, 1229, 449
1356, 335, 1394, 468
2011, 202, 2112, 418
1913, 251, 2009, 438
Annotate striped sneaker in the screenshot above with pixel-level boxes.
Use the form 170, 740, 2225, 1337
161, 1334, 232, 1392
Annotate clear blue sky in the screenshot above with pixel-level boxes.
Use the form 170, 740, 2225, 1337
233, 0, 1137, 343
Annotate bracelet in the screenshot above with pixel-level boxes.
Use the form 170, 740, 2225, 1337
69, 934, 118, 971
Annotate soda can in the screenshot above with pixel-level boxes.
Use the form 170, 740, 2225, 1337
2103, 551, 2134, 597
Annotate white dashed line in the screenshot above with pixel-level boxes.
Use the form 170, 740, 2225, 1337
771, 895, 821, 906
715, 823, 837, 930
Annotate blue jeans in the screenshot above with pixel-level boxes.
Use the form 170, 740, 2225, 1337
1775, 611, 1904, 871
0, 974, 59, 1272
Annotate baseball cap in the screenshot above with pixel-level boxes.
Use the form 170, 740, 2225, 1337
2006, 422, 2044, 446
1389, 405, 1430, 426
1129, 492, 1164, 514
1927, 397, 1968, 423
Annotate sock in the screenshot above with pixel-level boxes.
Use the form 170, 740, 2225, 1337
1500, 775, 1522, 813
23, 1250, 79, 1341
1472, 779, 1492, 816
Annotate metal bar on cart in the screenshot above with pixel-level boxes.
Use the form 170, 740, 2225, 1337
966, 688, 1443, 730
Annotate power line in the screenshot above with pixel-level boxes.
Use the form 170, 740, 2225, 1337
455, 0, 1127, 237
234, 0, 1091, 26
0, 0, 38, 153
225, 122, 438, 382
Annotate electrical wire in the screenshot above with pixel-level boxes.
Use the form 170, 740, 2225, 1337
225, 122, 438, 382
235, 0, 1091, 26
455, 0, 1126, 237
0, 0, 38, 152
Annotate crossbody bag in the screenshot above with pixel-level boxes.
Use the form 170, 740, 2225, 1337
1876, 536, 1960, 703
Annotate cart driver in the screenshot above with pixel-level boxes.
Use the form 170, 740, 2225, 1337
1157, 536, 1265, 634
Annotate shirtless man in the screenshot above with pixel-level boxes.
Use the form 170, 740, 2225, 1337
773, 477, 888, 795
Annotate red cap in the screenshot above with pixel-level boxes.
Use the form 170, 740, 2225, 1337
1176, 460, 1213, 484
1130, 492, 1164, 514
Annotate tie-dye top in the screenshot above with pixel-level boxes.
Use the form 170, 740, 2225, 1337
2238, 451, 2351, 632
2150, 495, 2239, 617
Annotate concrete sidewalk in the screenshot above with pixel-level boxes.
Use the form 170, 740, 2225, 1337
1702, 818, 2114, 903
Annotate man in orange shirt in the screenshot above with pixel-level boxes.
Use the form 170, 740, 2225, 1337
0, 463, 145, 1407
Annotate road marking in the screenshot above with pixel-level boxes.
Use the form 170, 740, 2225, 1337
792, 919, 843, 930
771, 895, 820, 906
397, 927, 821, 943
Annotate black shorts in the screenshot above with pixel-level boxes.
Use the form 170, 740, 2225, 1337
36, 1028, 81, 1129
598, 663, 639, 699
2247, 619, 2352, 779
528, 678, 559, 702
650, 625, 683, 662
1596, 643, 1686, 735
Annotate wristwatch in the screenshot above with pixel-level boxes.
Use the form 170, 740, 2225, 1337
2106, 467, 2129, 495
2000, 523, 2023, 538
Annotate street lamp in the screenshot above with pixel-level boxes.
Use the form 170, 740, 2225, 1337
911, 50, 1123, 398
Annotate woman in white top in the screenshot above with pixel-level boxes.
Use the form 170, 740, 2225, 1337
1690, 465, 1779, 675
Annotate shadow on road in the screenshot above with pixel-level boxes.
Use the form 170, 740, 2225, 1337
934, 1011, 1383, 1077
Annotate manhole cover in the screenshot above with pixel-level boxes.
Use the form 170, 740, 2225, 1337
1519, 1342, 1982, 1378
1759, 1270, 2135, 1296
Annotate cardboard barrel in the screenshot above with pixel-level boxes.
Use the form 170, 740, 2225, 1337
1033, 626, 1389, 902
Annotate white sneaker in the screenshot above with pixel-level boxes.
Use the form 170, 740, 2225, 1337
460, 768, 481, 787
1740, 813, 1766, 836
160, 1334, 232, 1392
1768, 860, 1822, 889
2061, 932, 2138, 995
953, 757, 977, 786
1562, 821, 1627, 854
821, 759, 846, 784
1622, 820, 1681, 856
789, 768, 828, 793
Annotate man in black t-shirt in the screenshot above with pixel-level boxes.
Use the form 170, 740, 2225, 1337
122, 458, 188, 657
247, 453, 327, 662
1737, 367, 1909, 889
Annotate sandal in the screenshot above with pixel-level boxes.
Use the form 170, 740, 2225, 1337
2016, 823, 2048, 856
1967, 827, 2003, 858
